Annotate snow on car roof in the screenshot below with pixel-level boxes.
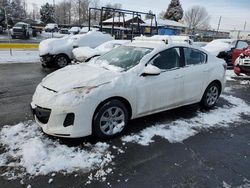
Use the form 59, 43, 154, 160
134, 35, 192, 45
69, 27, 81, 32
15, 22, 29, 26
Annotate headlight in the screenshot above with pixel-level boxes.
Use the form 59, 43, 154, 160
72, 86, 97, 95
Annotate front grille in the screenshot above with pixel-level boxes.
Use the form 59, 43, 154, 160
13, 28, 23, 33
34, 106, 51, 124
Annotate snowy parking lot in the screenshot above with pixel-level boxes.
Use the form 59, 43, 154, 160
0, 63, 250, 188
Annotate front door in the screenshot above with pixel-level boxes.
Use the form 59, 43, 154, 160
136, 47, 184, 116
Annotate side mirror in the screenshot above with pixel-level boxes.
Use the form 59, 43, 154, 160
141, 64, 161, 76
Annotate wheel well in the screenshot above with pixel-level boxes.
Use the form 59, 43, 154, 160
56, 53, 70, 60
93, 97, 132, 121
209, 80, 222, 94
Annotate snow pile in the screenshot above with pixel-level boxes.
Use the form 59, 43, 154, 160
0, 50, 39, 64
95, 40, 130, 54
73, 40, 130, 62
203, 39, 234, 56
122, 95, 250, 146
72, 47, 99, 62
0, 121, 113, 179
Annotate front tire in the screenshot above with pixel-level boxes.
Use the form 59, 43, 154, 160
200, 82, 220, 109
93, 100, 129, 139
55, 54, 70, 68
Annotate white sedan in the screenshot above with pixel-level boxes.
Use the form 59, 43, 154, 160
31, 37, 227, 139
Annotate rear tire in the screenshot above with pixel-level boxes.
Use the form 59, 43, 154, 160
200, 82, 220, 109
93, 100, 129, 139
55, 54, 70, 68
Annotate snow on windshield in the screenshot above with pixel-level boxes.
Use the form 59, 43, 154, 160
93, 46, 153, 71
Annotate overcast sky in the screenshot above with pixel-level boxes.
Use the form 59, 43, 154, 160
27, 0, 250, 31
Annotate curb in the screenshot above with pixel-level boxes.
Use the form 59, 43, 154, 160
0, 43, 38, 49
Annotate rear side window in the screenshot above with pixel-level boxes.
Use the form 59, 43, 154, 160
183, 48, 206, 66
152, 48, 180, 70
236, 41, 249, 50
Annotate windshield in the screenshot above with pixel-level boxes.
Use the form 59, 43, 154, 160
95, 46, 153, 71
14, 23, 26, 28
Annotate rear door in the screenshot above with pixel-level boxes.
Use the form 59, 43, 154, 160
182, 47, 208, 103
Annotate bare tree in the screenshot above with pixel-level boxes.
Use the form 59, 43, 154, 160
158, 10, 165, 19
55, 0, 72, 24
72, 0, 90, 25
184, 6, 211, 30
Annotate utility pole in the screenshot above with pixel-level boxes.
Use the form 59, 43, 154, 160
4, 7, 12, 56
79, 0, 81, 25
217, 16, 222, 32
243, 21, 246, 31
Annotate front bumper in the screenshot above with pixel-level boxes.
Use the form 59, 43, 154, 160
31, 85, 98, 138
40, 55, 56, 68
31, 100, 95, 138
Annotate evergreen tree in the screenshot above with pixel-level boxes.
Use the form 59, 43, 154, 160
40, 3, 55, 24
164, 0, 183, 21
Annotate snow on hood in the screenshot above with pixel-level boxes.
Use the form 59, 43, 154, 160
203, 39, 234, 56
39, 36, 72, 56
41, 64, 119, 92
72, 47, 99, 62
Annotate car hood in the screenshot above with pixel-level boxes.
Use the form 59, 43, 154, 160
41, 64, 119, 92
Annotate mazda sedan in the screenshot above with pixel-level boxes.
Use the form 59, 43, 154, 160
31, 37, 227, 139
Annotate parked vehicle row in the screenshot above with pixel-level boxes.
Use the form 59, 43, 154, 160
31, 35, 227, 139
203, 39, 250, 66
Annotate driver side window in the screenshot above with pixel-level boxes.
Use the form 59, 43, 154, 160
152, 48, 180, 70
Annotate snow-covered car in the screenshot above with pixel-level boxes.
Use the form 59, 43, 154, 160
31, 36, 227, 139
39, 31, 113, 68
72, 40, 130, 62
203, 39, 250, 66
234, 46, 250, 76
79, 27, 99, 34
11, 22, 33, 39
59, 28, 70, 34
44, 23, 59, 32
69, 27, 81, 35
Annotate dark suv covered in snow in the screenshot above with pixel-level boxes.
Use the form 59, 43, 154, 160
11, 22, 33, 39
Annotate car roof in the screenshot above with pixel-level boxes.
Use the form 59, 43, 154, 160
15, 22, 29, 25
126, 40, 206, 54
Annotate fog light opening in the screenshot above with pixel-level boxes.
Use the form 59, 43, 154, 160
63, 113, 75, 127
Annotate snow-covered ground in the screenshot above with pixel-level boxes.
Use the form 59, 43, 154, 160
0, 91, 250, 184
0, 50, 40, 64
